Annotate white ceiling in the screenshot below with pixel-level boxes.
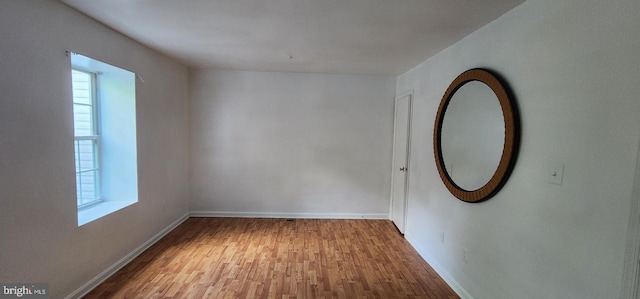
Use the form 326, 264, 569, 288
60, 0, 525, 76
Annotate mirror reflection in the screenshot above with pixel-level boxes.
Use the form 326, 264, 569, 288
441, 81, 505, 191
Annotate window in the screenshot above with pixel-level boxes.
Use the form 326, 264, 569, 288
70, 53, 139, 226
72, 69, 100, 207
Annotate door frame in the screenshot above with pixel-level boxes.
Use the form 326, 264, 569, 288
621, 137, 640, 299
389, 90, 413, 234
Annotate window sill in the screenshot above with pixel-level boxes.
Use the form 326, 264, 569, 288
78, 200, 136, 226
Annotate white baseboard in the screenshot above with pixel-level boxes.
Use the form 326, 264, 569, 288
190, 210, 389, 220
65, 212, 190, 299
405, 232, 473, 299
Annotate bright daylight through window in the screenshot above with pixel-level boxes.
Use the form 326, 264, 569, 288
70, 52, 139, 226
72, 69, 100, 207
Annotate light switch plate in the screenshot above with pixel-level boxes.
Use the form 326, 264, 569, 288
549, 164, 564, 185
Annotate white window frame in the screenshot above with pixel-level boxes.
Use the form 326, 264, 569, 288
72, 68, 102, 209
70, 52, 139, 226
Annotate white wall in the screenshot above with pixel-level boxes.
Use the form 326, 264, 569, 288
0, 1, 190, 298
190, 70, 395, 218
397, 0, 640, 298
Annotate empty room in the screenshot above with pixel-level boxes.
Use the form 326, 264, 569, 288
1, 0, 640, 298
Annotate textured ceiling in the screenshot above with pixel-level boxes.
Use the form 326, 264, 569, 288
60, 0, 525, 75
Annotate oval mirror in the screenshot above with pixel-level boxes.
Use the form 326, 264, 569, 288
433, 69, 519, 202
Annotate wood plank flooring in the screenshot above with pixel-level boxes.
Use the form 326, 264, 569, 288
85, 218, 459, 298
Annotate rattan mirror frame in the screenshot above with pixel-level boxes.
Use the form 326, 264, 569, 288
433, 68, 519, 203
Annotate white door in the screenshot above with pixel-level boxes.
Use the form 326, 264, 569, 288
391, 93, 412, 234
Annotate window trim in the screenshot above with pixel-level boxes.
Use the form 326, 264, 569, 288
70, 52, 139, 226
72, 68, 102, 209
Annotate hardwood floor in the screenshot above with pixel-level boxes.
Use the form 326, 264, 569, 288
85, 218, 459, 298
